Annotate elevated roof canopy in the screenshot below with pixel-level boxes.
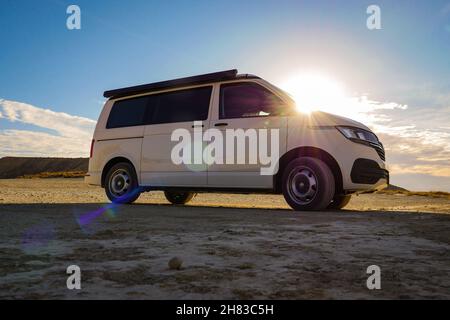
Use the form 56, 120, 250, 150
103, 69, 258, 99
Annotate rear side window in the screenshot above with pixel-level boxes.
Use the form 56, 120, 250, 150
220, 82, 287, 119
151, 86, 212, 124
106, 96, 149, 128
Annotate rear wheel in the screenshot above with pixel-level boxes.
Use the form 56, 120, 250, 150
105, 162, 141, 204
328, 194, 352, 210
164, 191, 196, 205
282, 157, 335, 211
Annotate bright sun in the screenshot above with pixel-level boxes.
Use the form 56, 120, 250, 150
280, 73, 348, 114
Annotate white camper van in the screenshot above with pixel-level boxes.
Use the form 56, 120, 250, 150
86, 70, 388, 211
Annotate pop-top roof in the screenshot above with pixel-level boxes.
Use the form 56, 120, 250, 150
103, 69, 259, 99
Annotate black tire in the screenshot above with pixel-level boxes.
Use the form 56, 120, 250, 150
281, 157, 335, 211
164, 191, 196, 205
104, 162, 141, 204
328, 194, 352, 210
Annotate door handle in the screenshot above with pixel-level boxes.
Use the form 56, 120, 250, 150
192, 124, 204, 128
214, 122, 228, 127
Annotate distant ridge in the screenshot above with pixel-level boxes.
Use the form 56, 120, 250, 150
0, 157, 88, 179
383, 184, 408, 191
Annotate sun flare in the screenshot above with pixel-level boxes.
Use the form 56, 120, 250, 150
280, 73, 348, 115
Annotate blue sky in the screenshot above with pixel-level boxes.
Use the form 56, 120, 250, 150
1, 0, 450, 191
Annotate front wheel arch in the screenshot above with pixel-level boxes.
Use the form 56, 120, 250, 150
275, 147, 343, 195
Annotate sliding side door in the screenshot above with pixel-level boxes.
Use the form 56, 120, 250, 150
140, 85, 213, 187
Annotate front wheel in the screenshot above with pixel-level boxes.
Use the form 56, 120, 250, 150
105, 162, 141, 204
164, 191, 196, 205
282, 157, 335, 211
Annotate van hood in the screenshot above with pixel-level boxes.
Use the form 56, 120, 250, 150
305, 111, 372, 132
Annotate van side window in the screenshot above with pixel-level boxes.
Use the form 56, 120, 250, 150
220, 82, 288, 119
151, 86, 212, 124
106, 96, 149, 128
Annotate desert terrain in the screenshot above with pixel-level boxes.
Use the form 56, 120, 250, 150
0, 178, 449, 299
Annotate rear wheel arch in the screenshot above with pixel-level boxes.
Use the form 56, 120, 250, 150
101, 157, 137, 187
275, 146, 343, 194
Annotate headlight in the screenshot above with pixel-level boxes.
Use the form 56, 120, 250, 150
336, 126, 385, 161
336, 126, 379, 143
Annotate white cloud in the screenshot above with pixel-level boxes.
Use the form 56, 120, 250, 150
350, 96, 450, 190
0, 130, 93, 158
0, 99, 95, 138
0, 99, 96, 158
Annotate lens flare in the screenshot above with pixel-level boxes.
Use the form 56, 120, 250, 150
74, 187, 141, 233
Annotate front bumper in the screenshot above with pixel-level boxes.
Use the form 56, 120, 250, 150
350, 158, 389, 185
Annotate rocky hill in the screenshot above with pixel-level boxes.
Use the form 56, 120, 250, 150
0, 157, 88, 179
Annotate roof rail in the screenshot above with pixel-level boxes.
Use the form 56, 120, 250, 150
104, 69, 241, 99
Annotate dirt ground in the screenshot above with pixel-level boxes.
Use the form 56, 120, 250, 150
0, 178, 449, 299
